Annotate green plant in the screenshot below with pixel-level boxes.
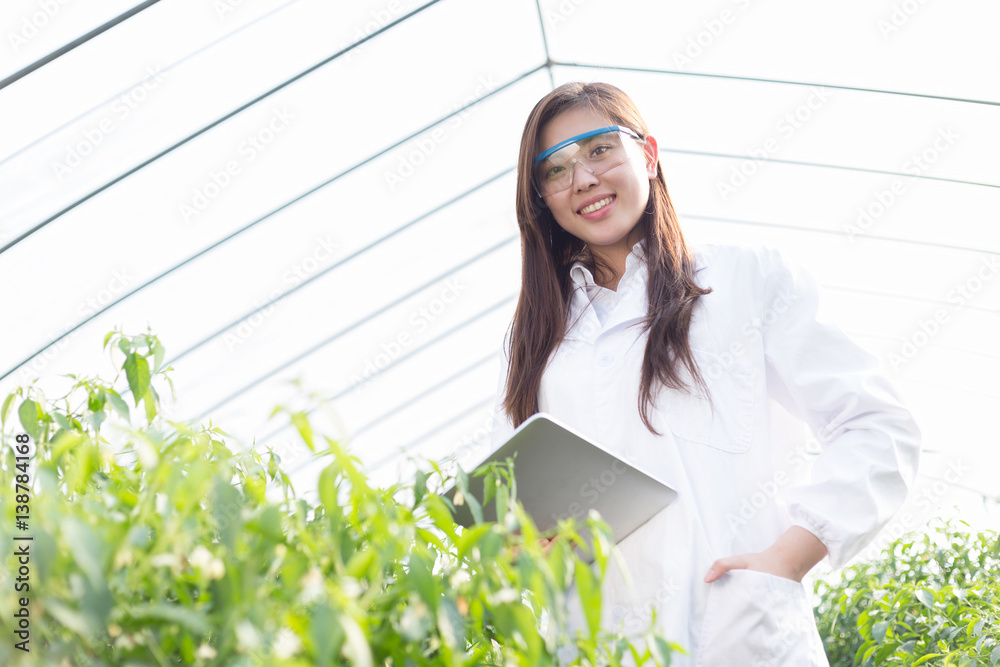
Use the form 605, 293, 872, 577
0, 329, 683, 666
814, 518, 1000, 666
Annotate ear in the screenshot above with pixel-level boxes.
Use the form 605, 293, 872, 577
642, 134, 659, 179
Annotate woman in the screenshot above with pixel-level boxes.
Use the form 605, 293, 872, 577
488, 81, 921, 665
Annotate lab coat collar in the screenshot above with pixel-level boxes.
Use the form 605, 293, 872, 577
568, 237, 648, 291
565, 240, 708, 342
567, 238, 706, 291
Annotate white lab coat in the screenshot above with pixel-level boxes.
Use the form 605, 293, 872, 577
488, 239, 921, 666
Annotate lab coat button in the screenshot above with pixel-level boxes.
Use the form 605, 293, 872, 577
598, 353, 615, 367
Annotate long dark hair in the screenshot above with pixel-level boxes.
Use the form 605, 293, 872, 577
503, 81, 714, 436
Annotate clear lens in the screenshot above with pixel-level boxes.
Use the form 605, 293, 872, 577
534, 130, 636, 197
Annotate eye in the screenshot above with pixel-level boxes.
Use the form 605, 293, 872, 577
590, 143, 613, 159
544, 165, 565, 180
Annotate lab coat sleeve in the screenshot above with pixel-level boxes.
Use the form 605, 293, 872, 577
759, 246, 921, 568
488, 325, 516, 453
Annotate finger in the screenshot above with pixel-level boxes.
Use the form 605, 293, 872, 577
704, 556, 747, 583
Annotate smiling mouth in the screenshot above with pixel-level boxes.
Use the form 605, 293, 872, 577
578, 196, 615, 215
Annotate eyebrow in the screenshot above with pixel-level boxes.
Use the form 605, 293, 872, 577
540, 133, 607, 162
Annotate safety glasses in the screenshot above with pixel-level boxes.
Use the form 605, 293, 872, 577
533, 125, 643, 197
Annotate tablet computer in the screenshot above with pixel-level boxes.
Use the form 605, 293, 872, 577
440, 412, 677, 561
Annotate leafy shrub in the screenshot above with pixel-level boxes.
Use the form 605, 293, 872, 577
814, 519, 1000, 666
0, 330, 682, 666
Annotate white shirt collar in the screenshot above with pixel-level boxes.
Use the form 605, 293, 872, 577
569, 237, 648, 291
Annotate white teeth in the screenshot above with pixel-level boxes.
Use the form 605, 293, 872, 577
580, 196, 613, 214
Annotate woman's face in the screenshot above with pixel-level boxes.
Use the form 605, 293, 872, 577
536, 106, 658, 255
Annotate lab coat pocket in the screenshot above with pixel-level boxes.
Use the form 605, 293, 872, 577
697, 570, 827, 667
665, 349, 755, 454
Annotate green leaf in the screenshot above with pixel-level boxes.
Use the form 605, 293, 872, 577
437, 598, 465, 650
913, 655, 944, 666
88, 390, 106, 413
18, 399, 42, 440
413, 469, 427, 509
1, 392, 16, 425
127, 604, 207, 634
496, 482, 509, 525
103, 330, 115, 349
873, 620, 890, 643
87, 410, 106, 431
291, 411, 314, 451
422, 493, 458, 542
463, 485, 483, 525
482, 468, 496, 506
153, 340, 165, 371
345, 548, 376, 579
52, 411, 73, 432
45, 599, 94, 636
915, 589, 936, 610
456, 524, 494, 561
61, 516, 106, 590
574, 559, 600, 639
874, 642, 898, 663
990, 645, 1000, 667
408, 552, 436, 608
106, 390, 130, 421
651, 636, 675, 667
124, 352, 151, 406
855, 639, 875, 665
255, 505, 283, 542
319, 464, 340, 515
339, 613, 374, 667
142, 389, 157, 423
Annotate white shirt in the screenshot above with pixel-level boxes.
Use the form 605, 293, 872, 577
568, 246, 646, 327
488, 239, 921, 666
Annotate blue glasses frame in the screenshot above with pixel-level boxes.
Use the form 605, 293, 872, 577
533, 125, 642, 165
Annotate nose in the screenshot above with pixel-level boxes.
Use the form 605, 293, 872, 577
569, 159, 599, 191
